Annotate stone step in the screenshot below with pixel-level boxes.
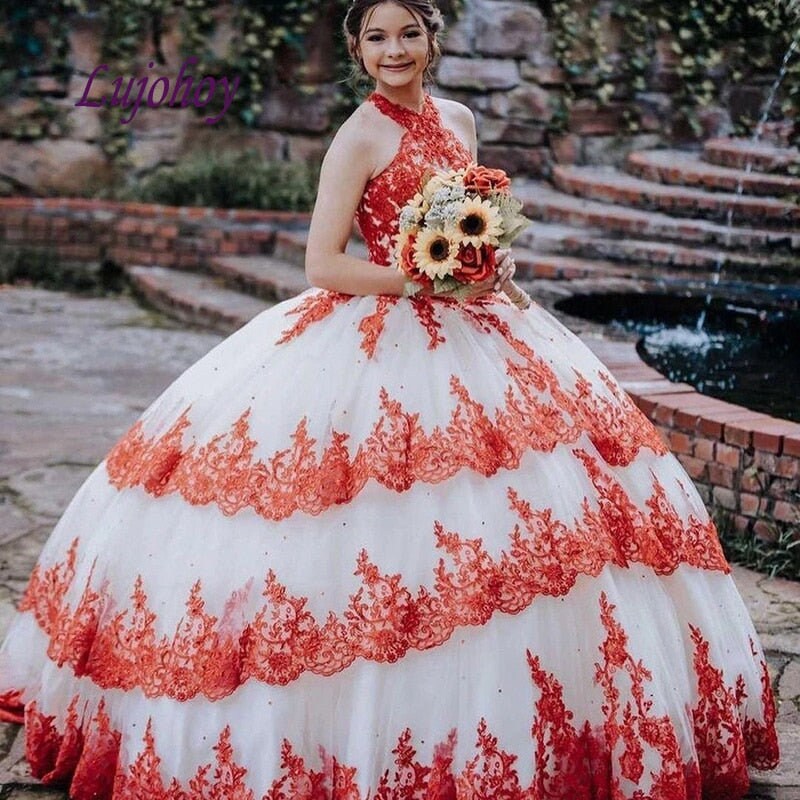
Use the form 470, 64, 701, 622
515, 221, 798, 280
209, 255, 309, 302
703, 137, 800, 174
126, 265, 271, 335
552, 165, 800, 227
512, 248, 634, 281
514, 181, 800, 253
626, 149, 800, 197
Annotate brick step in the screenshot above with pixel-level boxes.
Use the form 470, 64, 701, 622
626, 150, 800, 197
126, 265, 270, 335
552, 165, 800, 227
516, 221, 798, 280
209, 255, 309, 302
514, 250, 634, 280
514, 181, 800, 253
703, 137, 800, 174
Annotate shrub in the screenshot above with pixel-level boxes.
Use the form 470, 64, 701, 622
127, 150, 319, 211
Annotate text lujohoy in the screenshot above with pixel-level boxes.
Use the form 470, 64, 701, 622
75, 57, 241, 125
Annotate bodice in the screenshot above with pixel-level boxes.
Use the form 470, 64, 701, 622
355, 91, 473, 267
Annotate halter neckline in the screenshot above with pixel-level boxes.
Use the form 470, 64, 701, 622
368, 91, 434, 118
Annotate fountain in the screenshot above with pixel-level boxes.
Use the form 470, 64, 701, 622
696, 34, 800, 332
558, 26, 800, 422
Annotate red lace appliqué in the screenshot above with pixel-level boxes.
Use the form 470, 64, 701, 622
18, 592, 778, 800
105, 325, 667, 522
276, 291, 354, 347
22, 450, 728, 700
355, 92, 473, 269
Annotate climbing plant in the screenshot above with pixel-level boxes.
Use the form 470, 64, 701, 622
539, 0, 800, 137
0, 0, 85, 139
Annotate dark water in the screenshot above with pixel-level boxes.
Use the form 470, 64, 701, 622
555, 292, 800, 423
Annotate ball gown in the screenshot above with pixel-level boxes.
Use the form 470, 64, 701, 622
0, 90, 780, 799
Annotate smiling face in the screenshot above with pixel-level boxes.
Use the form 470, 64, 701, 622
357, 2, 432, 93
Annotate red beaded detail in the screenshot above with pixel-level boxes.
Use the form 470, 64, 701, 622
355, 92, 473, 268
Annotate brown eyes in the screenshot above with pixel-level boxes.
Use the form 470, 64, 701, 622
367, 32, 422, 42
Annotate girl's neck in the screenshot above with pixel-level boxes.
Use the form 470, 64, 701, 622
372, 82, 427, 113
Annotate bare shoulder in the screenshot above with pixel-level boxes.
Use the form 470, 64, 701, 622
328, 103, 375, 153
432, 96, 476, 157
433, 96, 475, 127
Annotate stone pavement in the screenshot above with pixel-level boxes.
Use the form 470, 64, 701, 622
0, 285, 798, 799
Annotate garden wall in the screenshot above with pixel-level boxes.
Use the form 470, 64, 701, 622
0, 0, 795, 196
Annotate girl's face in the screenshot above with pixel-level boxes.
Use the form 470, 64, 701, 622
357, 2, 431, 92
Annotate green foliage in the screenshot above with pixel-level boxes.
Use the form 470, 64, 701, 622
0, 247, 126, 294
715, 494, 800, 582
126, 149, 319, 210
0, 1, 84, 140
542, 0, 800, 137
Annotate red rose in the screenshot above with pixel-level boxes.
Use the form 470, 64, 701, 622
453, 243, 496, 284
399, 234, 433, 290
463, 165, 511, 197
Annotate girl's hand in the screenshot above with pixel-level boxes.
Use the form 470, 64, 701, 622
459, 247, 516, 300
493, 248, 516, 291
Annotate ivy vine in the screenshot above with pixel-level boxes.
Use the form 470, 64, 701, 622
0, 0, 84, 140
543, 0, 800, 138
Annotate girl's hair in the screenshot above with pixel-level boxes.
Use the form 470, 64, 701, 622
342, 0, 445, 90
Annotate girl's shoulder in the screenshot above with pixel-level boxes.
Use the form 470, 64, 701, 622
432, 95, 473, 118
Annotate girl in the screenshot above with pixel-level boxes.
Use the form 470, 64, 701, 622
0, 1, 780, 797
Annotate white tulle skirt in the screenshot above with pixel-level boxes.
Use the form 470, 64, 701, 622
0, 289, 779, 799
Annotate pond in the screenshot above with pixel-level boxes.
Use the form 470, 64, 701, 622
556, 291, 800, 423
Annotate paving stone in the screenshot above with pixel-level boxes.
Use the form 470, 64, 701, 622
6, 465, 93, 520
780, 661, 800, 701
749, 722, 800, 789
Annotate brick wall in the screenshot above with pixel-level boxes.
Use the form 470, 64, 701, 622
635, 389, 800, 537
0, 197, 309, 272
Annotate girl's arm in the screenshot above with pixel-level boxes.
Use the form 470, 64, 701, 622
304, 116, 406, 297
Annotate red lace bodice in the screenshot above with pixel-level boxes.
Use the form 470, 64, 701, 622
355, 91, 474, 267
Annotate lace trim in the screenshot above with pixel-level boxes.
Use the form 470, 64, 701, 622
20, 450, 727, 699
355, 93, 473, 267
107, 309, 668, 522
18, 592, 778, 799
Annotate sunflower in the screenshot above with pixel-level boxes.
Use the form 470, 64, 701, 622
453, 196, 504, 248
413, 228, 459, 280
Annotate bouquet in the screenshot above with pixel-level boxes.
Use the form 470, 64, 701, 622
393, 164, 532, 308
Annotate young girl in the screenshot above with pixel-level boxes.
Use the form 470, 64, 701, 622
0, 1, 780, 797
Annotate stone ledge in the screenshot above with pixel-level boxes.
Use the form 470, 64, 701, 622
0, 196, 311, 225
